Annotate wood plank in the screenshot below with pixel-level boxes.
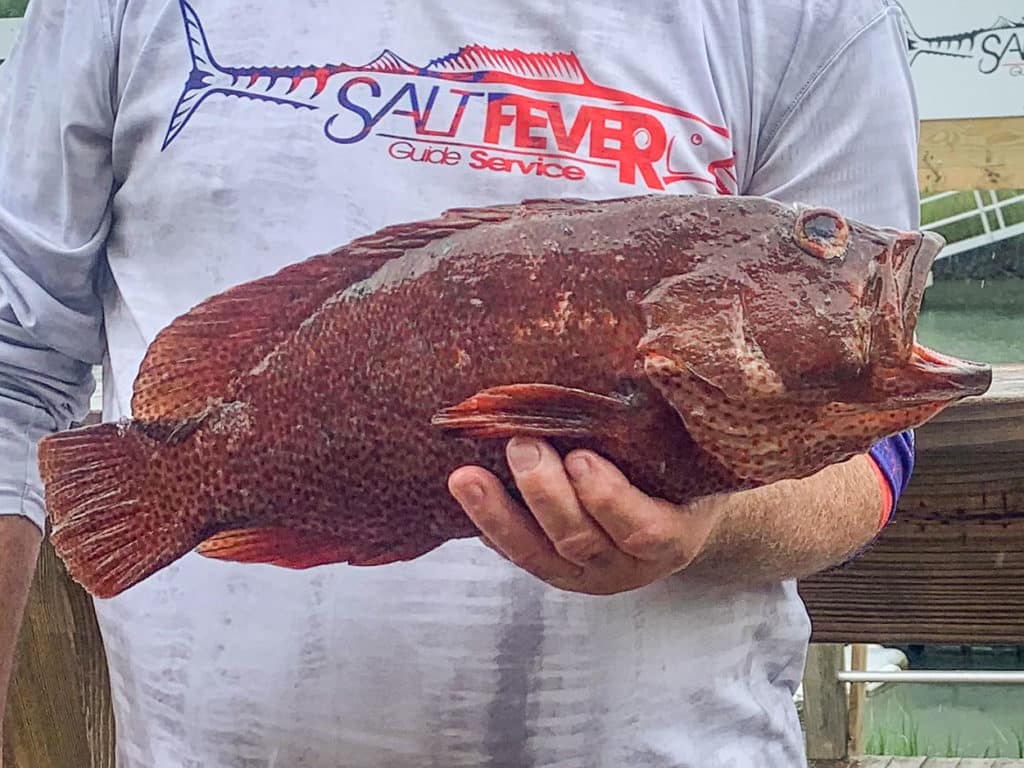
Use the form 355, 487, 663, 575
918, 117, 1024, 192
802, 365, 1024, 645
848, 644, 868, 756
803, 644, 849, 761
2, 537, 115, 768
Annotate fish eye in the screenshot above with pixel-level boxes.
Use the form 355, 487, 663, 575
795, 208, 850, 261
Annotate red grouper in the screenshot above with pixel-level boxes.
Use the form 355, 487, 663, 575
37, 194, 992, 598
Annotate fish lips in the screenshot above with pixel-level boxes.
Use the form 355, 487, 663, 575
873, 342, 993, 405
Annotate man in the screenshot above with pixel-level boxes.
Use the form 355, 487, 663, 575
0, 0, 917, 765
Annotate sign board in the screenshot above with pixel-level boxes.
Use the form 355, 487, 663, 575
896, 1, 1024, 120
0, 18, 21, 64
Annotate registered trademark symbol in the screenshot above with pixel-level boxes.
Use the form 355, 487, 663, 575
691, 133, 703, 146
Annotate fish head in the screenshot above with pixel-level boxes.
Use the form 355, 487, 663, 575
765, 203, 991, 405
640, 196, 992, 484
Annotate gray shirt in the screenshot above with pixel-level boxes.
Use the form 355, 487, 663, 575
0, 1, 920, 765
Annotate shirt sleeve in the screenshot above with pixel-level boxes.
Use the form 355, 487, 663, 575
0, 0, 117, 533
743, 0, 919, 528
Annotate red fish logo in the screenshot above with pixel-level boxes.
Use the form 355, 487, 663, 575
165, 0, 737, 194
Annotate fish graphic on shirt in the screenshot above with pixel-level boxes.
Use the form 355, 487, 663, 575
897, 2, 1024, 74
163, 0, 738, 194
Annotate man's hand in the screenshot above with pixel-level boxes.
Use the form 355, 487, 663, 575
447, 437, 726, 595
448, 437, 886, 594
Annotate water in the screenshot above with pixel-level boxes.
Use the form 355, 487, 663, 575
916, 279, 1024, 365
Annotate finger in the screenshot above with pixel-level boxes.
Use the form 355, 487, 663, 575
448, 466, 583, 582
505, 437, 619, 567
563, 450, 691, 563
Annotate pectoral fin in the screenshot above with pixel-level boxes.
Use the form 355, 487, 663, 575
431, 383, 634, 439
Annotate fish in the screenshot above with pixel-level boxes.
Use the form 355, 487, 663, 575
37, 193, 992, 599
162, 0, 736, 193
898, 2, 1024, 72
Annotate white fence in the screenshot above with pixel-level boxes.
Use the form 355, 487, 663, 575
922, 191, 1024, 259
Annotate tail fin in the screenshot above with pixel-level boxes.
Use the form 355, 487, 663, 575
161, 0, 227, 150
39, 421, 206, 598
893, 2, 925, 65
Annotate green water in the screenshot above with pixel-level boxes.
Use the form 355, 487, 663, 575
864, 648, 1024, 759
916, 280, 1024, 365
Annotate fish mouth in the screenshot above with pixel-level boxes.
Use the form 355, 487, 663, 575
899, 230, 945, 332
874, 342, 992, 404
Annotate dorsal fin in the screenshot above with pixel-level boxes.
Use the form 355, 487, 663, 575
424, 45, 590, 86
131, 199, 599, 421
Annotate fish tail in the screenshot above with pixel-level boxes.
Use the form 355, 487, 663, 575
162, 0, 228, 150
39, 421, 206, 598
893, 2, 925, 64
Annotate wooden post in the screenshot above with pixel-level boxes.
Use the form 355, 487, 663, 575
2, 537, 114, 768
848, 644, 868, 756
803, 643, 849, 761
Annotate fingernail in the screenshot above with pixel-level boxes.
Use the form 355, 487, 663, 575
454, 482, 485, 511
565, 454, 591, 480
507, 438, 541, 472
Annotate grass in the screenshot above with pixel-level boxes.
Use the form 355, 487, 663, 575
865, 705, 921, 756
921, 189, 1024, 243
0, 0, 26, 17
864, 703, 1024, 759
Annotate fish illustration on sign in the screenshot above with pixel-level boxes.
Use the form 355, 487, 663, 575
37, 194, 992, 599
897, 2, 1024, 74
162, 0, 738, 194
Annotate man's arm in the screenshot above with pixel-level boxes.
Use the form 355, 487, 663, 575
447, 1, 923, 594
0, 0, 117, 747
681, 456, 885, 586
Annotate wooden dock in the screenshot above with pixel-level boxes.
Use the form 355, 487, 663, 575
800, 364, 1024, 646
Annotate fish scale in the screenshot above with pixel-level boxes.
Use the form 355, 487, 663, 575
38, 193, 992, 599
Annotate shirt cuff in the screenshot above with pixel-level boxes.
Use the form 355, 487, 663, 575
867, 430, 916, 530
